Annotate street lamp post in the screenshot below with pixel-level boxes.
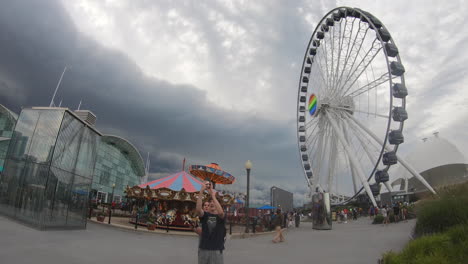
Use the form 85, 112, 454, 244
244, 160, 252, 233
108, 183, 115, 224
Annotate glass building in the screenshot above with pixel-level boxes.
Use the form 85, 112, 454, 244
0, 104, 18, 172
0, 107, 101, 229
91, 135, 145, 204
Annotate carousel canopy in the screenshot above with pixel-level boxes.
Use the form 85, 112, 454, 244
139, 171, 202, 192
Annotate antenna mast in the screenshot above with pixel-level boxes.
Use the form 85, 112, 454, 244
49, 66, 68, 107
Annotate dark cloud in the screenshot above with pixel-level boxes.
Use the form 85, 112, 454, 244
0, 0, 307, 205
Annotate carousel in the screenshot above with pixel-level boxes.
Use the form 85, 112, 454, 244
125, 169, 235, 231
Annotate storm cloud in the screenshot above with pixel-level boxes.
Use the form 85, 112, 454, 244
1, 0, 468, 206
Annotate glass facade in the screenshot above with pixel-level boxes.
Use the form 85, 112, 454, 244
0, 108, 100, 229
0, 105, 17, 172
91, 136, 145, 203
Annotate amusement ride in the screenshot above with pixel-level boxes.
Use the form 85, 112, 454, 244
296, 7, 436, 207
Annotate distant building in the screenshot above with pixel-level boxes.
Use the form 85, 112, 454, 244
389, 134, 468, 193
270, 186, 293, 212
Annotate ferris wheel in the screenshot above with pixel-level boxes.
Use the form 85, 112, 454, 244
296, 7, 436, 206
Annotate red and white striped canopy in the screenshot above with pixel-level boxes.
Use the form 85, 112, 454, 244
139, 171, 203, 192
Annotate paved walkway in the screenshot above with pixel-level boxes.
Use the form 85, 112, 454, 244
0, 215, 414, 264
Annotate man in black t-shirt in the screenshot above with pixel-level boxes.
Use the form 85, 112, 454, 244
196, 181, 225, 264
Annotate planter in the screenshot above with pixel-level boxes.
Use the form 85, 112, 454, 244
97, 216, 105, 222
147, 224, 156, 231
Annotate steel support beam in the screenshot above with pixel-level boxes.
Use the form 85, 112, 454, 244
347, 113, 436, 194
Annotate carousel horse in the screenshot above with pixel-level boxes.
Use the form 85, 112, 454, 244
166, 209, 177, 224
156, 212, 165, 225
182, 214, 199, 226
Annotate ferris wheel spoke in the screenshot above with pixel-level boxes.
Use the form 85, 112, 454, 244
346, 119, 393, 192
305, 117, 319, 130
305, 122, 321, 144
340, 39, 383, 96
328, 129, 341, 193
310, 62, 328, 95
339, 118, 360, 193
327, 105, 390, 119
346, 72, 390, 97
329, 18, 357, 98
328, 22, 343, 92
330, 20, 345, 94
321, 34, 332, 90
333, 22, 370, 96
312, 50, 331, 92
325, 110, 377, 206
328, 25, 337, 91
346, 113, 437, 194
355, 110, 389, 119
345, 117, 379, 165
313, 122, 328, 184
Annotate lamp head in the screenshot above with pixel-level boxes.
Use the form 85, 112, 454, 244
245, 160, 252, 170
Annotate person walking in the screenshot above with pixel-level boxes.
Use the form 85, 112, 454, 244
272, 209, 285, 243
295, 212, 300, 228
196, 181, 226, 264
393, 203, 400, 223
369, 206, 375, 219
382, 206, 389, 226
288, 212, 294, 228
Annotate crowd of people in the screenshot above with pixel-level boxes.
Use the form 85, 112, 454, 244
370, 202, 409, 226
334, 202, 411, 225
336, 207, 362, 223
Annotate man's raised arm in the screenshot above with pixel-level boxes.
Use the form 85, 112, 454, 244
210, 188, 224, 219
196, 182, 207, 217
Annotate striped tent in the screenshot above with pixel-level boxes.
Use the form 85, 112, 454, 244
139, 171, 203, 192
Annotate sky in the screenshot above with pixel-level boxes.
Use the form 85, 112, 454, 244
1, 0, 467, 206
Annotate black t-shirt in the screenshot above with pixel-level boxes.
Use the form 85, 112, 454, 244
199, 212, 226, 251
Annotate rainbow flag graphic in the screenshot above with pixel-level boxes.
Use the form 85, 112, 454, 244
308, 94, 317, 116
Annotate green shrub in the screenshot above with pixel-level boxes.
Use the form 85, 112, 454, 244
383, 225, 468, 263
373, 214, 384, 224
414, 196, 468, 236
382, 183, 468, 263
389, 214, 396, 223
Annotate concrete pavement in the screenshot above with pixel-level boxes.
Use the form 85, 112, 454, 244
0, 215, 414, 264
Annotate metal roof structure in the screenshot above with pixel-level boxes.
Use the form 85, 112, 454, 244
101, 134, 146, 177
389, 134, 468, 188
0, 104, 18, 122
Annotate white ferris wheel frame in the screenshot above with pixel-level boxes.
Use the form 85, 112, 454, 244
296, 7, 436, 207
